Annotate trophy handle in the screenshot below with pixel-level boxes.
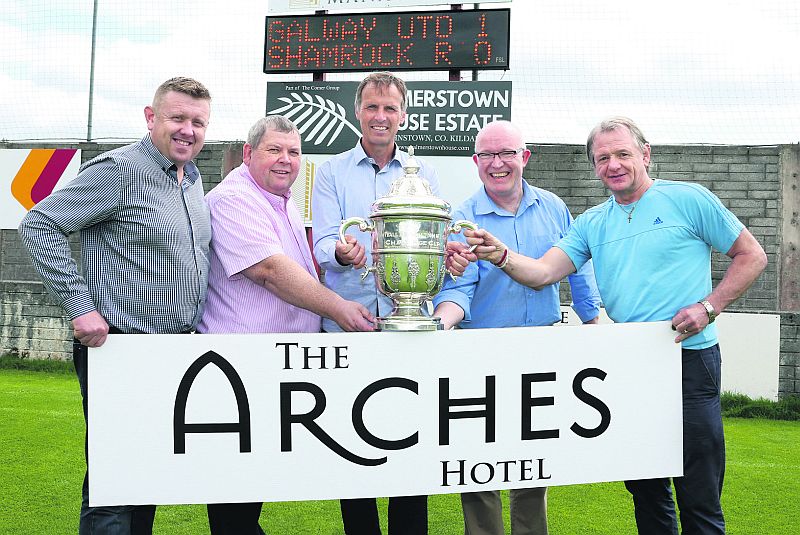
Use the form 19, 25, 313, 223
449, 219, 478, 235
338, 217, 375, 279
360, 265, 377, 282
338, 217, 374, 243
446, 220, 479, 281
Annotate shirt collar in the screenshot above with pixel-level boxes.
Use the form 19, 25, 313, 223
240, 163, 292, 210
474, 179, 540, 216
141, 134, 200, 185
354, 139, 404, 171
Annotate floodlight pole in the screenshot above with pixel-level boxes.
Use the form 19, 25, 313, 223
87, 0, 99, 141
472, 3, 479, 81
449, 4, 463, 82
450, 3, 483, 81
314, 9, 327, 82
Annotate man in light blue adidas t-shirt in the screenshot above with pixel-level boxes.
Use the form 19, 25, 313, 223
463, 117, 767, 535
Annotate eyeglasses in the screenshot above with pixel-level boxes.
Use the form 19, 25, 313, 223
475, 148, 525, 161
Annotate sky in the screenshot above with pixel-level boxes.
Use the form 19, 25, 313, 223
1, 0, 798, 145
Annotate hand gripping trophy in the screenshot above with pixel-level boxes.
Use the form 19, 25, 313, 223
339, 147, 477, 331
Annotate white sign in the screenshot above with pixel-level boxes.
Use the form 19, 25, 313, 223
0, 149, 80, 229
88, 322, 682, 506
558, 308, 781, 400
268, 0, 511, 15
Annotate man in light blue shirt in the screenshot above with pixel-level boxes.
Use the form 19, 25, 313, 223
434, 120, 601, 535
311, 71, 436, 534
312, 72, 441, 336
465, 117, 767, 535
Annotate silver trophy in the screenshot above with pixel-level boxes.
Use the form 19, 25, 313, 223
338, 147, 477, 331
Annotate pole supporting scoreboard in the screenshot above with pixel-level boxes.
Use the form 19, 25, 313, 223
264, 9, 511, 73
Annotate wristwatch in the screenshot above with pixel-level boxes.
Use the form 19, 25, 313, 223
698, 299, 717, 324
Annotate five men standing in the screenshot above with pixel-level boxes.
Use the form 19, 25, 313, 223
17, 68, 768, 535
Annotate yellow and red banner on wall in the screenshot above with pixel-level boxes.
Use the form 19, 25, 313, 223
1, 149, 80, 228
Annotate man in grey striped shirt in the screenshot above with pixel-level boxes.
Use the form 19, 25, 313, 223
18, 77, 212, 535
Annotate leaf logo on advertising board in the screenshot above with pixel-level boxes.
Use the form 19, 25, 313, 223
10, 149, 78, 210
268, 92, 361, 149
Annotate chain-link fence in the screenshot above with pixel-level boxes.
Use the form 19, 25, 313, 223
2, 0, 799, 144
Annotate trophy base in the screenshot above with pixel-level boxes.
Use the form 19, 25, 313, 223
376, 316, 443, 332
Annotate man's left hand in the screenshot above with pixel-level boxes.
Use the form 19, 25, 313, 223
671, 303, 710, 343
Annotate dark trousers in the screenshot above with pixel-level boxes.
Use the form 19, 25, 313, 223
625, 344, 726, 534
73, 340, 157, 535
340, 496, 428, 535
207, 502, 266, 534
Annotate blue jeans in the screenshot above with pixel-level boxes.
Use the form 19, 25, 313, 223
625, 344, 726, 534
74, 341, 157, 535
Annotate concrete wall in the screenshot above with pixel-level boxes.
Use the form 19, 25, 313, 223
1, 141, 798, 397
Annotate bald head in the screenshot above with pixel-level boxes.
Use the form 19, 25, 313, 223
475, 120, 525, 154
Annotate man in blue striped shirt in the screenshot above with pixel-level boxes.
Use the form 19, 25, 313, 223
18, 77, 212, 535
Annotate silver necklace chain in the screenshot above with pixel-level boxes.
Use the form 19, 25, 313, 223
617, 201, 638, 223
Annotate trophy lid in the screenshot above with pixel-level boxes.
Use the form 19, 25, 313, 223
371, 146, 451, 218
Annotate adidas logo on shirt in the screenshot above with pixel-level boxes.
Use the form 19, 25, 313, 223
653, 217, 664, 225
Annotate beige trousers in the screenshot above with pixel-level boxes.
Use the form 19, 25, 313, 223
461, 488, 548, 535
